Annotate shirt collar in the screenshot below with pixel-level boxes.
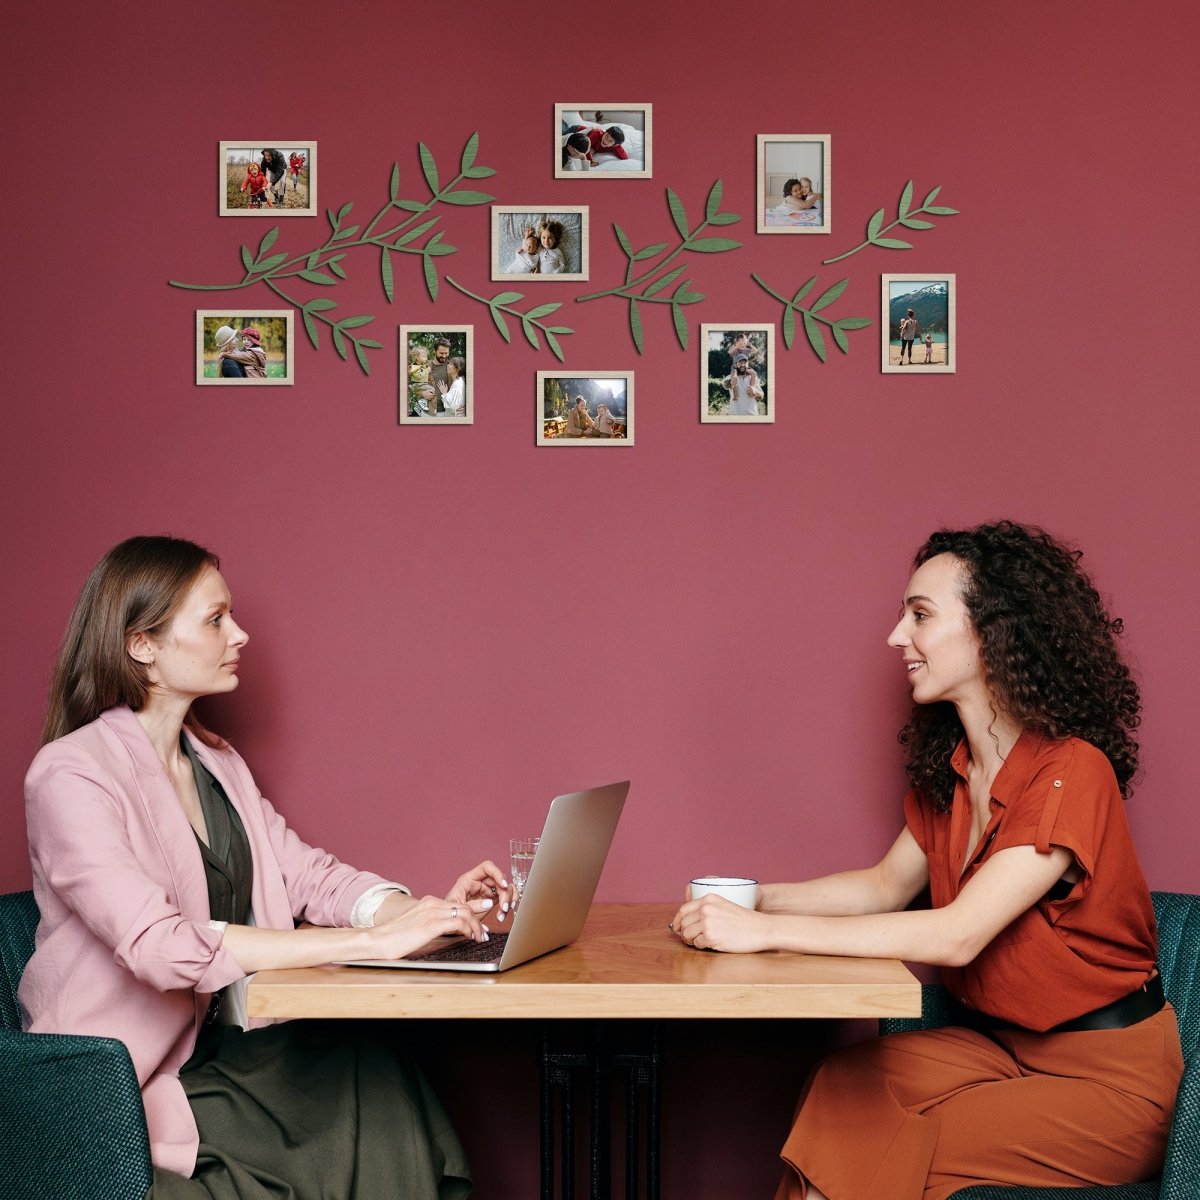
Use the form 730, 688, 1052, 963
949, 727, 1048, 808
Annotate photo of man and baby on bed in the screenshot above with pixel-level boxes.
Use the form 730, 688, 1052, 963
554, 105, 652, 178
757, 134, 830, 233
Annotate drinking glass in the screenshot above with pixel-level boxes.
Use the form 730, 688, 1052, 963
509, 836, 540, 911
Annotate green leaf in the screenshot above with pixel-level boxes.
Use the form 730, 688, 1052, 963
804, 312, 827, 362
899, 217, 936, 229
545, 326, 572, 335
330, 225, 360, 241
521, 319, 539, 350
419, 143, 439, 194
708, 212, 740, 225
395, 217, 439, 248
240, 245, 253, 271
923, 185, 942, 206
394, 199, 426, 212
257, 227, 279, 258
251, 252, 288, 273
671, 303, 688, 350
633, 242, 668, 261
337, 315, 375, 331
490, 291, 524, 306
490, 306, 511, 343
464, 165, 496, 179
299, 269, 337, 284
667, 188, 689, 239
332, 326, 348, 360
380, 248, 394, 302
629, 298, 643, 353
460, 132, 479, 174
423, 254, 438, 302
326, 208, 339, 230
793, 276, 818, 305
925, 205, 959, 215
440, 190, 495, 206
357, 339, 383, 350
705, 179, 724, 222
898, 180, 913, 219
354, 341, 372, 375
874, 237, 912, 249
329, 260, 347, 279
306, 250, 320, 269
424, 243, 457, 257
687, 236, 741, 253
782, 306, 796, 349
545, 330, 564, 362
866, 209, 885, 240
306, 298, 337, 312
836, 317, 873, 330
810, 278, 849, 313
614, 224, 634, 257
389, 164, 400, 202
524, 303, 561, 320
301, 309, 319, 348
643, 265, 686, 298
832, 324, 849, 355
337, 201, 354, 222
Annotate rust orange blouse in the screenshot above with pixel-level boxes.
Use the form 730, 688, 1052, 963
903, 729, 1157, 1031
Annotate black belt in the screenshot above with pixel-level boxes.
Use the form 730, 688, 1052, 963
973, 971, 1165, 1034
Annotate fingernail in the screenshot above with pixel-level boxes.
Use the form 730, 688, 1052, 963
482, 931, 490, 941
496, 910, 506, 922
501, 902, 510, 913
480, 898, 494, 910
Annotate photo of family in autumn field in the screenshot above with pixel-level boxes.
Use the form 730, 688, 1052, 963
195, 312, 294, 385
219, 143, 316, 215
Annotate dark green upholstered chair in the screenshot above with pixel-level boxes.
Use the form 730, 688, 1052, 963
0, 889, 153, 1200
879, 891, 1200, 1200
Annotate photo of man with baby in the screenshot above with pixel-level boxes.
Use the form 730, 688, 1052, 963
492, 207, 589, 282
399, 326, 473, 423
701, 325, 775, 422
756, 135, 830, 234
554, 104, 652, 178
219, 142, 316, 215
196, 311, 294, 385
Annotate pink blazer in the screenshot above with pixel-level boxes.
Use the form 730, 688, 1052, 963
20, 706, 391, 1176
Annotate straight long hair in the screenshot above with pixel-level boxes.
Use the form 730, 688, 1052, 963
43, 536, 225, 747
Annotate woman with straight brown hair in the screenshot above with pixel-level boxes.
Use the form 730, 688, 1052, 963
23, 535, 508, 1199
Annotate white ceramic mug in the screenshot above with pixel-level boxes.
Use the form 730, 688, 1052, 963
689, 876, 759, 909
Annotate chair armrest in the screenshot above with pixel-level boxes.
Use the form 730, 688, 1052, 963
0, 1027, 153, 1200
880, 982, 964, 1036
1160, 1050, 1199, 1200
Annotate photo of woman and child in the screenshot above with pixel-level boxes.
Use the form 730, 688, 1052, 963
400, 327, 472, 423
196, 313, 293, 385
492, 208, 587, 281
757, 135, 830, 232
555, 106, 651, 177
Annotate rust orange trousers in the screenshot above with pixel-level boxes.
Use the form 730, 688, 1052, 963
774, 1005, 1181, 1200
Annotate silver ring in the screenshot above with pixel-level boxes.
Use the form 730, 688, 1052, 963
451, 906, 458, 918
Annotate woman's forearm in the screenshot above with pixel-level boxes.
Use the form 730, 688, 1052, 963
220, 922, 375, 974
758, 907, 971, 965
758, 866, 907, 917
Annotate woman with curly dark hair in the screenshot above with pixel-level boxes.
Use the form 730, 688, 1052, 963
671, 521, 1182, 1199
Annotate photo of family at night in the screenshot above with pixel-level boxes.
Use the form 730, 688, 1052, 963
882, 275, 956, 372
555, 105, 652, 178
702, 326, 774, 422
195, 312, 293, 385
537, 373, 633, 445
219, 143, 315, 215
400, 327, 472, 423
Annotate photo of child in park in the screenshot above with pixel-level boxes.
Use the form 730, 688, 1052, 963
219, 142, 316, 215
399, 326, 473, 424
536, 372, 634, 445
701, 325, 775, 422
554, 104, 652, 178
756, 135, 830, 234
492, 207, 588, 281
881, 275, 956, 373
195, 312, 294, 385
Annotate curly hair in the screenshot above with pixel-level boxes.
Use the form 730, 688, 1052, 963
899, 521, 1141, 809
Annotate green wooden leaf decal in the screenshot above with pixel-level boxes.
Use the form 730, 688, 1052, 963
836, 317, 873, 330
332, 326, 348, 360
899, 217, 936, 229
629, 298, 643, 353
545, 326, 572, 335
490, 291, 524, 305
614, 224, 633, 256
394, 217, 440, 248
708, 212, 740, 225
440, 190, 495, 206
425, 243, 456, 257
545, 330, 564, 362
331, 225, 360, 241
632, 243, 668, 261
874, 237, 912, 249
380, 248, 394, 302
240, 245, 253, 271
643, 265, 686, 298
329, 260, 347, 279
521, 320, 539, 350
925, 205, 959, 215
793, 276, 818, 305
832, 325, 850, 355
671, 303, 689, 350
423, 255, 438, 302
866, 209, 885, 240
389, 164, 400, 202
898, 181, 913, 219
705, 179, 724, 222
924, 185, 942, 206
394, 199, 426, 212
464, 165, 496, 179
419, 144, 439, 194
337, 315, 375, 330
326, 208, 339, 230
307, 297, 337, 312
803, 312, 827, 362
686, 237, 741, 253
252, 252, 288, 273
667, 188, 689, 239
301, 309, 319, 349
354, 341, 371, 375
337, 201, 354, 222
490, 306, 511, 343
810, 278, 849, 313
299, 269, 337, 284
782, 306, 796, 349
257, 227, 279, 258
358, 339, 383, 350
524, 303, 561, 320
460, 132, 479, 174
306, 250, 320, 269
677, 290, 705, 305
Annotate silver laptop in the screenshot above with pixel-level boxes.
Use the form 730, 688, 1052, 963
341, 780, 628, 973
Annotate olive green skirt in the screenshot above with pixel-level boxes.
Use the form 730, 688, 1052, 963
148, 1020, 472, 1200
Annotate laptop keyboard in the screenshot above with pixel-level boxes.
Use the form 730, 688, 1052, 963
409, 931, 510, 965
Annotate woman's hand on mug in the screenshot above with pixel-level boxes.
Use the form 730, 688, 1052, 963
446, 860, 511, 922
670, 895, 770, 954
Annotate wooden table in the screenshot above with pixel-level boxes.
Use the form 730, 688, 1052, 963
248, 904, 920, 1199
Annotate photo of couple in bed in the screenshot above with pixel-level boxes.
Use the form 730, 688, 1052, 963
757, 134, 831, 233
554, 104, 652, 178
